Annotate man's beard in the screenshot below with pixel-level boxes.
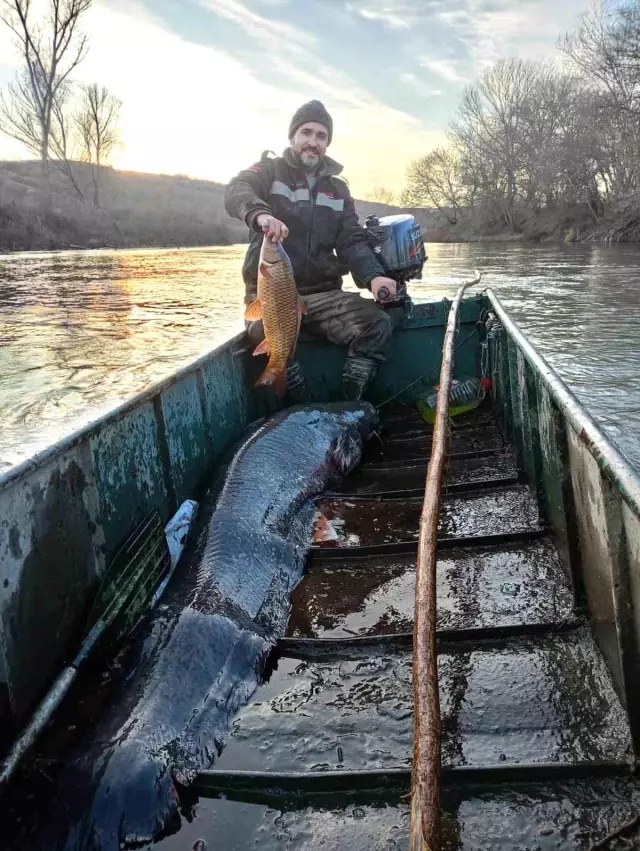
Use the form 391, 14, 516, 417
299, 149, 321, 171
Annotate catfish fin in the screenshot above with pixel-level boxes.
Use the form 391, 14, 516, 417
312, 510, 337, 543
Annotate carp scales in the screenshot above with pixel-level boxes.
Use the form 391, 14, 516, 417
244, 235, 304, 396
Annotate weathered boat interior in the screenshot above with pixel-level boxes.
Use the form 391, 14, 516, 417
3, 292, 640, 849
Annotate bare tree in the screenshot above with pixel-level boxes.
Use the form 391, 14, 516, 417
365, 185, 396, 205
559, 1, 640, 115
451, 59, 539, 229
402, 147, 467, 222
75, 83, 121, 206
49, 82, 86, 198
559, 1, 640, 196
0, 0, 92, 183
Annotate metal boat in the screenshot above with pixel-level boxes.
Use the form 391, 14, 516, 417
2, 289, 640, 849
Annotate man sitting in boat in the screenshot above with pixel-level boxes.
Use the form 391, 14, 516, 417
224, 99, 398, 401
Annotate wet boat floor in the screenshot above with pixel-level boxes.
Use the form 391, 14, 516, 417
155, 404, 640, 851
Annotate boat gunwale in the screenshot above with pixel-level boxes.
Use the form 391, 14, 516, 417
487, 288, 640, 522
0, 330, 248, 492
0, 296, 487, 493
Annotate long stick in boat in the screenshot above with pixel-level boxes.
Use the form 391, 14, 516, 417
410, 270, 482, 851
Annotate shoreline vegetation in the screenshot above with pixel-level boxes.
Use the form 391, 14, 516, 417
0, 160, 406, 253
2, 2, 640, 254
1, 160, 638, 255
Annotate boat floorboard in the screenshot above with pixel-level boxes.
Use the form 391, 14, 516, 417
362, 421, 505, 465
314, 484, 542, 550
214, 627, 630, 775
287, 537, 574, 639
166, 777, 640, 850
329, 448, 519, 496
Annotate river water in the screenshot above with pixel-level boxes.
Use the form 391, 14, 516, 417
1, 242, 640, 473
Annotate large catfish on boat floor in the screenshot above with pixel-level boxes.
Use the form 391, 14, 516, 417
37, 402, 378, 851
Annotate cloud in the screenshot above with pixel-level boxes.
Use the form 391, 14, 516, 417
419, 56, 467, 83
0, 0, 442, 193
433, 0, 593, 70
200, 0, 317, 52
399, 72, 443, 97
347, 0, 593, 77
345, 2, 410, 29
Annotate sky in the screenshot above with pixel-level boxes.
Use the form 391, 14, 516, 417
0, 0, 596, 197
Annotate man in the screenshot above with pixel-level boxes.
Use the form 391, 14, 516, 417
224, 99, 398, 400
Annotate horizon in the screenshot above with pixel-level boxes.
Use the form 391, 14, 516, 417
0, 0, 596, 197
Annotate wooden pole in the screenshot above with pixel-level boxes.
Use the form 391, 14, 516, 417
410, 272, 482, 851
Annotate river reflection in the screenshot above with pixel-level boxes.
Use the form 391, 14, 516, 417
1, 242, 639, 472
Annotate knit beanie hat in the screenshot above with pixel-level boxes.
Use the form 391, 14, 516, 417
288, 100, 333, 144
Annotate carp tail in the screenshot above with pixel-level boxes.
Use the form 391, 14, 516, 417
255, 366, 287, 397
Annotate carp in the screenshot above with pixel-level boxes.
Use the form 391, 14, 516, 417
244, 235, 304, 396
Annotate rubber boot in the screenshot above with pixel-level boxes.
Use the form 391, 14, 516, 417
285, 360, 309, 405
341, 356, 378, 401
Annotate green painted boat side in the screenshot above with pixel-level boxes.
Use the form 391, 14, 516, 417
3, 286, 640, 773
0, 297, 485, 750
488, 289, 640, 749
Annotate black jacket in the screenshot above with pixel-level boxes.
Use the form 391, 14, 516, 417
224, 148, 384, 303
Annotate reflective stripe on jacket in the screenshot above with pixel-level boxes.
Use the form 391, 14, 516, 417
224, 148, 383, 302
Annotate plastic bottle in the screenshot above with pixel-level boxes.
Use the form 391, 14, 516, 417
417, 377, 492, 425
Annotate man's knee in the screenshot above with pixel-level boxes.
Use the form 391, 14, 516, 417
374, 306, 393, 341
348, 303, 393, 362
246, 319, 264, 347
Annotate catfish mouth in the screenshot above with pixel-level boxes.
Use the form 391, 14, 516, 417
332, 428, 363, 474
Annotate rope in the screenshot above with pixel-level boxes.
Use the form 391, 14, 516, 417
375, 327, 480, 410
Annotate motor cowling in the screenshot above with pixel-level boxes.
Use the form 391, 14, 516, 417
354, 213, 427, 306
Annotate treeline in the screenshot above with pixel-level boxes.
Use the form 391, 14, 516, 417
0, 0, 122, 210
402, 1, 640, 242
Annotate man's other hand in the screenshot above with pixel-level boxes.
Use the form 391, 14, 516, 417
370, 276, 397, 302
256, 214, 289, 243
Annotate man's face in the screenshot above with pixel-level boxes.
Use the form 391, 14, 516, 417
291, 121, 329, 170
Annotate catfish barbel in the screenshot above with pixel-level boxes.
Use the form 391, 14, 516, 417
244, 235, 304, 396
36, 402, 378, 851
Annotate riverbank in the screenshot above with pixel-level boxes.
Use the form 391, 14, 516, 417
0, 161, 400, 252
3, 160, 639, 251
418, 198, 640, 245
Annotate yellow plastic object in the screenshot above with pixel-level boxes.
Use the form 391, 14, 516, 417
416, 377, 491, 425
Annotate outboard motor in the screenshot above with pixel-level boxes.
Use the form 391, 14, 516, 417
355, 213, 427, 307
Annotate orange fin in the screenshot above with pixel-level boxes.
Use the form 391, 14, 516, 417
252, 338, 270, 357
255, 368, 287, 398
312, 511, 334, 543
244, 299, 262, 321
298, 297, 306, 316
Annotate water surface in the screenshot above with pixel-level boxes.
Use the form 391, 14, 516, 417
1, 242, 639, 471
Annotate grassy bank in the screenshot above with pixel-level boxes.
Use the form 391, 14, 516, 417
417, 199, 640, 245
0, 161, 400, 252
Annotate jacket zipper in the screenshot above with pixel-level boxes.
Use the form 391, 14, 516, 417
305, 176, 319, 283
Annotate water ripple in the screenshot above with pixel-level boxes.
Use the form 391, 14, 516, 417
1, 242, 640, 473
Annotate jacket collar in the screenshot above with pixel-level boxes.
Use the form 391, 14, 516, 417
282, 146, 343, 178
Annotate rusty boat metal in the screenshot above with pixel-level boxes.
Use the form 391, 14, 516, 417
3, 289, 640, 849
